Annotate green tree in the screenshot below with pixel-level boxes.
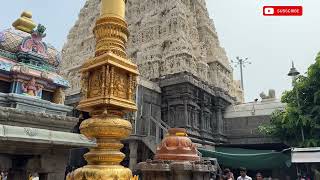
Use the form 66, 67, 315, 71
260, 52, 320, 147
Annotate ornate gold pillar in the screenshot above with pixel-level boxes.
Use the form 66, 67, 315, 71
68, 0, 139, 179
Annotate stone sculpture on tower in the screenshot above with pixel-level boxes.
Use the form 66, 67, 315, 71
66, 0, 139, 179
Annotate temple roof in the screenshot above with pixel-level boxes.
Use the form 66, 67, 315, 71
0, 11, 69, 88
0, 28, 61, 69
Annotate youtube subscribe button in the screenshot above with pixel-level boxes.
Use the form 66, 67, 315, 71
263, 6, 303, 16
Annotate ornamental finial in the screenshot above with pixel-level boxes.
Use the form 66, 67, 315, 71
12, 11, 37, 33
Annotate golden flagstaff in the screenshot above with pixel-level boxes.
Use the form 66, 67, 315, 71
67, 0, 139, 179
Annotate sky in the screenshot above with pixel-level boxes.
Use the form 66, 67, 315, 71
1, 0, 319, 102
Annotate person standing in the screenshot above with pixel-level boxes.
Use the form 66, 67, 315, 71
237, 167, 252, 180
224, 168, 235, 180
2, 172, 7, 180
32, 173, 39, 180
255, 172, 263, 180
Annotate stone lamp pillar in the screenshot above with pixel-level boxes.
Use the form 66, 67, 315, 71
67, 0, 139, 179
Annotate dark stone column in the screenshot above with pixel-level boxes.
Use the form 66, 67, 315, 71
129, 141, 138, 170
0, 155, 12, 171
216, 107, 223, 134
9, 170, 27, 180
184, 99, 189, 127
9, 156, 29, 180
200, 101, 205, 132
40, 150, 69, 180
211, 111, 216, 133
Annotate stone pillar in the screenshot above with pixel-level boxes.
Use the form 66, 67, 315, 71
200, 102, 205, 131
216, 107, 223, 134
129, 141, 138, 170
184, 99, 189, 127
0, 155, 12, 170
40, 150, 69, 180
211, 111, 216, 132
9, 156, 28, 180
9, 171, 27, 180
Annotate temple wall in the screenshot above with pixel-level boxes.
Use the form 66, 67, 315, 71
224, 100, 285, 145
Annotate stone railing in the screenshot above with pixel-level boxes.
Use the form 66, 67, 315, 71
138, 114, 169, 153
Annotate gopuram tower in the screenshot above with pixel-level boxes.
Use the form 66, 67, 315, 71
66, 0, 138, 179
62, 0, 243, 103
62, 0, 244, 169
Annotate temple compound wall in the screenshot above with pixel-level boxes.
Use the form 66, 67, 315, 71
224, 97, 285, 145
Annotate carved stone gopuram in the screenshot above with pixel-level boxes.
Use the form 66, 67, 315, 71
62, 0, 246, 171
61, 0, 243, 103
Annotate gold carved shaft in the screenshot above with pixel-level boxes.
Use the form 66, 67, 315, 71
68, 0, 139, 179
94, 17, 128, 58
101, 0, 125, 19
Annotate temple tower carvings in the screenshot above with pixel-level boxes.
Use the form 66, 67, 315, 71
61, 0, 244, 103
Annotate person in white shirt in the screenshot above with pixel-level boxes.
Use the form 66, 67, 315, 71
31, 173, 39, 180
237, 167, 252, 180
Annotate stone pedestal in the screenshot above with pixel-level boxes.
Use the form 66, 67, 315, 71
138, 128, 217, 180
139, 160, 215, 180
172, 162, 193, 180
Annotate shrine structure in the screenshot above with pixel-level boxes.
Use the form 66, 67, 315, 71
0, 11, 94, 179
138, 128, 217, 180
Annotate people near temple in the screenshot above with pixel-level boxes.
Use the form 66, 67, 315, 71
29, 173, 39, 180
0, 172, 7, 180
223, 168, 235, 180
237, 167, 252, 180
255, 172, 263, 180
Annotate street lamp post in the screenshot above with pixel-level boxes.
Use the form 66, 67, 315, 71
287, 61, 305, 142
232, 56, 251, 90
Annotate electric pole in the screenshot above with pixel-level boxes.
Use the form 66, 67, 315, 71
231, 56, 251, 90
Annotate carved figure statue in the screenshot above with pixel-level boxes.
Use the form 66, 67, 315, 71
32, 24, 46, 38
53, 87, 65, 104
22, 78, 41, 96
80, 72, 89, 99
